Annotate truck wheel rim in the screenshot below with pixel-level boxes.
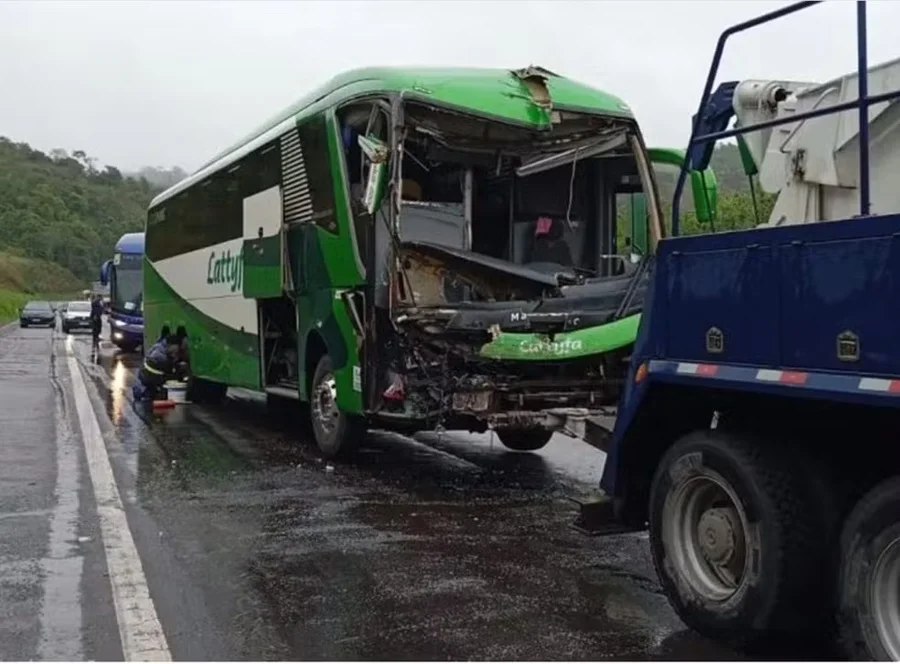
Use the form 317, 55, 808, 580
871, 535, 900, 660
663, 470, 749, 602
313, 373, 339, 436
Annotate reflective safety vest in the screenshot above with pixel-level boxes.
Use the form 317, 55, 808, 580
143, 341, 170, 376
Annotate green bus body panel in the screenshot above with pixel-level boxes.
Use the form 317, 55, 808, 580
321, 113, 367, 287
296, 289, 363, 412
479, 314, 641, 361
287, 115, 364, 411
243, 235, 282, 299
197, 67, 634, 177
291, 217, 363, 412
144, 258, 261, 391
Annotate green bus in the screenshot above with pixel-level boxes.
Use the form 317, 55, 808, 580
144, 65, 716, 459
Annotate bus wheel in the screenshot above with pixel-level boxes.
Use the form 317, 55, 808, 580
310, 355, 363, 460
496, 428, 553, 451
838, 476, 900, 661
648, 430, 824, 642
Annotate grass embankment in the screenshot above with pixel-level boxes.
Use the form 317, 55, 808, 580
0, 252, 84, 324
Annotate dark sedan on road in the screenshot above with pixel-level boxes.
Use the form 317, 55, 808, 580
19, 301, 55, 328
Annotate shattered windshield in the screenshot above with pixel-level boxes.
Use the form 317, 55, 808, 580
394, 104, 645, 282
337, 100, 655, 311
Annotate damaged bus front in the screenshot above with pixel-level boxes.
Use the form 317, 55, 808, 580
342, 67, 718, 454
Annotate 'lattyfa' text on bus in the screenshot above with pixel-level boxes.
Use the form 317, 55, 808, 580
206, 248, 243, 293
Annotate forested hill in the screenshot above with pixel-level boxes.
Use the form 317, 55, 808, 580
0, 137, 174, 283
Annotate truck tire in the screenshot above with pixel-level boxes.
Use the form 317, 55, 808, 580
837, 475, 900, 661
496, 428, 553, 452
648, 429, 826, 642
309, 354, 364, 460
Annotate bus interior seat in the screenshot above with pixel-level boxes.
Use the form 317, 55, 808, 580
527, 216, 574, 266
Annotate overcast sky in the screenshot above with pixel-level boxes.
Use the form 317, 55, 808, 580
2, 0, 899, 173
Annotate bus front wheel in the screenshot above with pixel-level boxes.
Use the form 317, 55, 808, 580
309, 354, 364, 460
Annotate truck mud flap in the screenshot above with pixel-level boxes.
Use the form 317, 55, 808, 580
568, 495, 646, 537
584, 415, 614, 453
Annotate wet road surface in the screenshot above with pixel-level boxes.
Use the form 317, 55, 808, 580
0, 319, 843, 660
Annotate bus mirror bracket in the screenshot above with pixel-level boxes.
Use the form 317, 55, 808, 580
99, 259, 113, 287
690, 167, 718, 225
358, 134, 390, 216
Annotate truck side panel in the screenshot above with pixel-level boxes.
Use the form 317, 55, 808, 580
656, 212, 900, 374
601, 212, 900, 501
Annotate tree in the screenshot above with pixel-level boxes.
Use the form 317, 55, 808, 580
0, 136, 169, 282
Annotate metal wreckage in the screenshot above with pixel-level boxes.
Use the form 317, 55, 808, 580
354, 67, 673, 451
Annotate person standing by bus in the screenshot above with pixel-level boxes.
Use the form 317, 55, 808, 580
89, 294, 104, 349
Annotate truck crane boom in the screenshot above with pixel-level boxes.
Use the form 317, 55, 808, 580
729, 57, 900, 226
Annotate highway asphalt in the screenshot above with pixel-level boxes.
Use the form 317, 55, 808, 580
0, 320, 840, 660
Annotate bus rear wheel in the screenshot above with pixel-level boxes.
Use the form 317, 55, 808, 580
838, 476, 900, 661
309, 354, 364, 460
648, 430, 826, 642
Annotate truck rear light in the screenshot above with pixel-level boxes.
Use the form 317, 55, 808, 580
635, 362, 648, 384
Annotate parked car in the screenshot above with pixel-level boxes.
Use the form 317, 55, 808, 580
19, 301, 55, 328
61, 300, 93, 334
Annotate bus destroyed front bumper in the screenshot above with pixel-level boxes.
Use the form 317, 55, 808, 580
378, 242, 639, 435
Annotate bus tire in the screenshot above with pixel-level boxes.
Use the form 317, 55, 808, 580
309, 354, 364, 460
648, 429, 825, 642
496, 428, 553, 451
837, 476, 900, 661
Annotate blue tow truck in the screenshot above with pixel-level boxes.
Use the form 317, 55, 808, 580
576, 2, 900, 659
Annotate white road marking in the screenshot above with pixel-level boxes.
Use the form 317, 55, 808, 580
66, 348, 172, 661
38, 348, 84, 660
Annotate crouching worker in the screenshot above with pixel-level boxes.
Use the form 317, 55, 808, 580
132, 334, 182, 402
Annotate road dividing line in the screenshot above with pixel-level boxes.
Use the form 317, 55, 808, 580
39, 350, 85, 660
66, 352, 172, 661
